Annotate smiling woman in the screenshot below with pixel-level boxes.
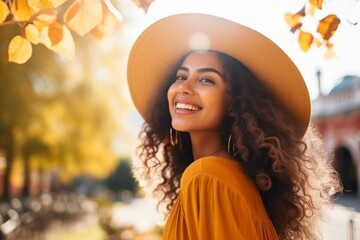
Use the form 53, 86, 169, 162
167, 51, 230, 137
127, 13, 342, 240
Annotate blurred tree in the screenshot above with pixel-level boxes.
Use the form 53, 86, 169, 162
104, 159, 138, 195
0, 21, 130, 200
0, 25, 41, 199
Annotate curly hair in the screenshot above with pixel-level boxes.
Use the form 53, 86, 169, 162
134, 50, 341, 239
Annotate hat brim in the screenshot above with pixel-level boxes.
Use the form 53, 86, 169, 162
127, 13, 310, 135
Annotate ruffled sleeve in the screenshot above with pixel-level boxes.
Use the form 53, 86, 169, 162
182, 173, 262, 239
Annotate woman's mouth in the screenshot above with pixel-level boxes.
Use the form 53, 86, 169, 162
175, 102, 202, 111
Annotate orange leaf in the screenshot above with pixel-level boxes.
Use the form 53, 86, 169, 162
309, 0, 323, 10
63, 0, 81, 22
28, 0, 68, 9
0, 1, 10, 23
31, 9, 58, 34
284, 6, 305, 32
90, 0, 120, 40
284, 13, 301, 28
317, 14, 341, 41
11, 0, 36, 21
39, 24, 75, 61
8, 35, 33, 64
133, 0, 154, 13
52, 25, 75, 61
298, 31, 313, 52
63, 0, 102, 36
49, 21, 64, 45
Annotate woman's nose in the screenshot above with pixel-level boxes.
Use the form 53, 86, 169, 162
177, 79, 194, 94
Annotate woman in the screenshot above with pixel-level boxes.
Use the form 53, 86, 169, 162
127, 13, 341, 239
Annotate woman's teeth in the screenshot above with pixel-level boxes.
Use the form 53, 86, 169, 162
176, 103, 201, 111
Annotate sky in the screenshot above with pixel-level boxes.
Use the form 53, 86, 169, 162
120, 0, 360, 99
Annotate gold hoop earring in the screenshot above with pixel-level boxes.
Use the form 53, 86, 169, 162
170, 127, 178, 146
228, 134, 231, 153
227, 134, 235, 155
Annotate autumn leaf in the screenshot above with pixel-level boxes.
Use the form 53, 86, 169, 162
8, 35, 33, 64
133, 0, 154, 13
36, 8, 58, 23
25, 24, 40, 44
32, 8, 57, 33
40, 24, 75, 61
309, 0, 323, 10
90, 0, 120, 40
317, 14, 341, 41
284, 6, 305, 33
0, 1, 10, 23
308, 5, 317, 16
63, 0, 103, 36
11, 0, 37, 21
49, 21, 64, 45
298, 31, 313, 52
28, 0, 68, 9
285, 15, 303, 33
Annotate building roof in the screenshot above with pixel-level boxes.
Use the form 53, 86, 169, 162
329, 75, 360, 94
312, 75, 360, 118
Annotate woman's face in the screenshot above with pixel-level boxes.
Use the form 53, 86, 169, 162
167, 51, 230, 133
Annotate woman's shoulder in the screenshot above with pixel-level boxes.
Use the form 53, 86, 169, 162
181, 156, 254, 191
180, 156, 268, 218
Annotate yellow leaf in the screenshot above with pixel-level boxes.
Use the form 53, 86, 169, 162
40, 25, 75, 61
49, 21, 64, 45
11, 0, 36, 21
0, 1, 10, 23
298, 31, 313, 52
90, 0, 119, 40
63, 0, 103, 36
25, 24, 40, 44
28, 0, 68, 9
39, 26, 51, 48
317, 14, 341, 41
32, 9, 57, 33
309, 0, 323, 10
8, 35, 33, 64
308, 5, 317, 16
284, 12, 303, 33
51, 24, 75, 60
36, 8, 57, 23
284, 6, 305, 33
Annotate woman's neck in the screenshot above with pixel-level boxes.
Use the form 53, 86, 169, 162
189, 131, 227, 160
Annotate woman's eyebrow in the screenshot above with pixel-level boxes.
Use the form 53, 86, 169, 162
178, 66, 224, 78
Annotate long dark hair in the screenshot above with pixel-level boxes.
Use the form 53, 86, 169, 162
134, 50, 341, 239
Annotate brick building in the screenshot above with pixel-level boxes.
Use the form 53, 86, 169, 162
312, 74, 360, 196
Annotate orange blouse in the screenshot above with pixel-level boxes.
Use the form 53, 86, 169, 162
163, 156, 278, 240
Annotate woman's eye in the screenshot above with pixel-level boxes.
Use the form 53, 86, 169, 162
175, 75, 186, 81
200, 77, 215, 84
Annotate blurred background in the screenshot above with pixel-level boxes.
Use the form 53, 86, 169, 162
0, 0, 359, 239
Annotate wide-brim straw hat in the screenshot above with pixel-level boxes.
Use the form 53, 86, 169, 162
127, 13, 310, 136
